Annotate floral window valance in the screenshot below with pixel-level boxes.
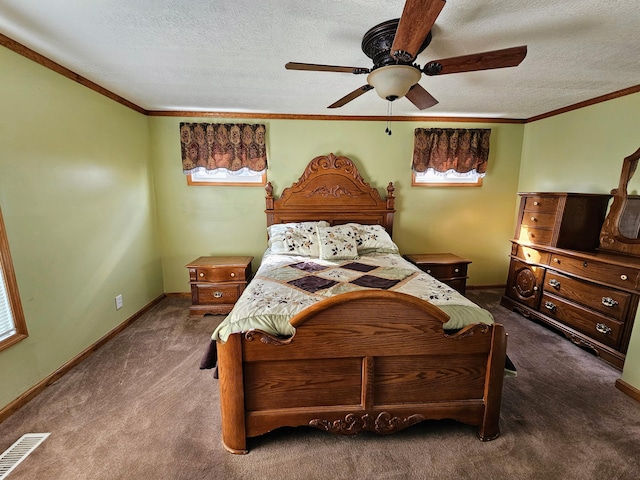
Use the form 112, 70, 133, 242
412, 128, 491, 179
180, 123, 267, 175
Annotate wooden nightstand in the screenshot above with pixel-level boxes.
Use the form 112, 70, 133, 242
403, 253, 471, 295
185, 256, 253, 316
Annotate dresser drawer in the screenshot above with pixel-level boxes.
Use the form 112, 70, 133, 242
543, 271, 630, 321
192, 283, 242, 305
512, 244, 551, 265
523, 195, 559, 214
192, 265, 249, 283
541, 293, 624, 349
518, 227, 554, 246
548, 253, 640, 291
521, 212, 557, 229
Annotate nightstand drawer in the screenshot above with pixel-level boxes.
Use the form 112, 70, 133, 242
192, 266, 248, 283
420, 263, 468, 279
192, 284, 241, 305
403, 253, 471, 295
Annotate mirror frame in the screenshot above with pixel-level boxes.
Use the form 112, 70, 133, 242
599, 147, 640, 255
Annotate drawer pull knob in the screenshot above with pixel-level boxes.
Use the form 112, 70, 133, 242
530, 216, 537, 222
621, 274, 628, 281
454, 268, 460, 273
553, 258, 559, 263
583, 262, 588, 267
213, 291, 223, 298
544, 301, 557, 312
548, 279, 561, 288
199, 272, 205, 277
533, 201, 540, 206
601, 297, 619, 307
426, 269, 432, 273
230, 272, 236, 277
533, 286, 538, 291
596, 323, 612, 335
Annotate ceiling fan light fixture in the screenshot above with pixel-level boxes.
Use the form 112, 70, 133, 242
367, 65, 421, 101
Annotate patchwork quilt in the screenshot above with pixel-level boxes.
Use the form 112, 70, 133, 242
211, 251, 494, 342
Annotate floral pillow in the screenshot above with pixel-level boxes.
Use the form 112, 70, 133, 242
268, 221, 329, 257
316, 225, 359, 260
345, 223, 399, 254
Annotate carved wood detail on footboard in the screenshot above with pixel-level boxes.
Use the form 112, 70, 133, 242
309, 411, 426, 435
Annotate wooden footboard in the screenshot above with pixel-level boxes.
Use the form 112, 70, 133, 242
217, 290, 507, 454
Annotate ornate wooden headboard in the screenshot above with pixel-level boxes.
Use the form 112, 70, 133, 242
265, 153, 396, 235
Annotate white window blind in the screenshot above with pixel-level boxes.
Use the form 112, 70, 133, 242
0, 262, 16, 342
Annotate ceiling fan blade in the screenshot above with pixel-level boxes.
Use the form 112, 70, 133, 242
405, 84, 439, 110
391, 0, 446, 62
328, 85, 374, 108
423, 45, 528, 75
285, 62, 370, 75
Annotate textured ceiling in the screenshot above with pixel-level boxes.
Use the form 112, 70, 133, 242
1, 0, 639, 119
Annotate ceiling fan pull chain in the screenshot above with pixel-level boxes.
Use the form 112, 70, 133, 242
385, 101, 392, 135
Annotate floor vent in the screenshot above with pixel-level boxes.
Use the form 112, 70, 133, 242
0, 433, 50, 479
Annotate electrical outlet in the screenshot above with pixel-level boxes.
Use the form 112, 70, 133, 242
115, 294, 123, 310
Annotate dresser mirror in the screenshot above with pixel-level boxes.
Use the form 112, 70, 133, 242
599, 147, 640, 254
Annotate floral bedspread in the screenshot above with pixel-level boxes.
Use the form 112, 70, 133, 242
211, 251, 494, 342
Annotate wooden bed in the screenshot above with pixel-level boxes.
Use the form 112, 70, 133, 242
216, 153, 507, 454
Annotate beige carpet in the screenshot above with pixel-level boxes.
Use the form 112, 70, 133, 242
0, 289, 638, 479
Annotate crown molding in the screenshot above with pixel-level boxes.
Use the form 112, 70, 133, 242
0, 33, 147, 115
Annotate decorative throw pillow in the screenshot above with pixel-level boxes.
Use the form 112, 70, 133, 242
267, 221, 329, 257
317, 225, 359, 260
345, 223, 399, 254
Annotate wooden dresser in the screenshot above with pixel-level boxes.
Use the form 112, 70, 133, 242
501, 192, 640, 369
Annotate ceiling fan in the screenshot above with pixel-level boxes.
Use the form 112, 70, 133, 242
285, 0, 527, 110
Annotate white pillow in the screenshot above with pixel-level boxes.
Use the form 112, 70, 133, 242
267, 221, 329, 257
345, 223, 399, 254
317, 225, 359, 260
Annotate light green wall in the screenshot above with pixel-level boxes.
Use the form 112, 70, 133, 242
520, 91, 640, 391
519, 94, 640, 194
149, 117, 524, 293
0, 47, 164, 409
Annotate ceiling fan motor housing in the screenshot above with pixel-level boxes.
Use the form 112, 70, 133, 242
361, 19, 432, 69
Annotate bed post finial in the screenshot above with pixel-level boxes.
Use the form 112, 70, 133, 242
386, 182, 395, 209
265, 182, 274, 210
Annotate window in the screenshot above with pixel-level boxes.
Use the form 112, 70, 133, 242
411, 128, 490, 187
412, 169, 484, 187
187, 168, 266, 186
180, 123, 268, 186
0, 207, 28, 351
